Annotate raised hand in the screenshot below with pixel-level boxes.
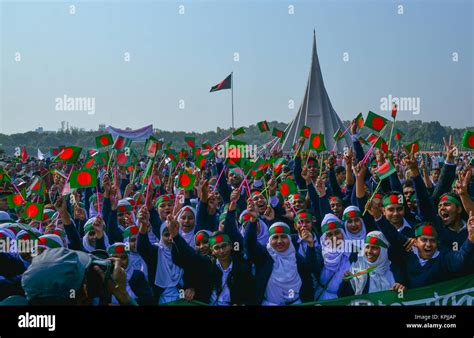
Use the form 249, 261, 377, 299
246, 198, 259, 221
93, 215, 104, 239
166, 214, 179, 238
263, 205, 275, 222
301, 165, 311, 184
315, 177, 326, 197
365, 198, 383, 220
300, 229, 314, 247
443, 135, 457, 163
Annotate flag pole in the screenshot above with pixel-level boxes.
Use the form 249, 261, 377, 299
231, 71, 234, 131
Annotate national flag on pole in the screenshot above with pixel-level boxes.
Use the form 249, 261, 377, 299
0, 169, 10, 184
7, 192, 25, 209
272, 128, 286, 143
461, 130, 474, 149
273, 158, 285, 175
185, 137, 196, 149
177, 171, 196, 190
113, 136, 132, 151
257, 121, 270, 133
375, 161, 396, 180
70, 169, 98, 189
232, 127, 245, 137
391, 103, 398, 119
309, 133, 326, 153
300, 125, 311, 139
55, 146, 82, 164
116, 149, 136, 167
279, 178, 298, 198
355, 113, 364, 129
23, 202, 44, 220
50, 148, 60, 157
394, 129, 404, 142
405, 141, 420, 153
145, 136, 161, 158
333, 128, 345, 141
210, 74, 232, 92
95, 134, 113, 149
14, 147, 21, 158
202, 141, 213, 150
196, 154, 207, 169
365, 111, 388, 132
21, 147, 28, 163
225, 139, 246, 167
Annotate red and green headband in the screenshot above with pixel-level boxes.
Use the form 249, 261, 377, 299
438, 194, 461, 208
365, 236, 388, 248
343, 209, 362, 221
269, 223, 291, 236
123, 225, 139, 239
209, 233, 231, 247
414, 224, 438, 238
195, 231, 210, 245
321, 221, 344, 234
329, 196, 343, 204
383, 194, 404, 207
107, 243, 129, 255
156, 194, 174, 207
294, 211, 312, 223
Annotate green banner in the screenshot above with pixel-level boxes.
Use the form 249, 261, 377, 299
301, 273, 474, 306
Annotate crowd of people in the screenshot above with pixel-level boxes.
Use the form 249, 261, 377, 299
1, 119, 474, 306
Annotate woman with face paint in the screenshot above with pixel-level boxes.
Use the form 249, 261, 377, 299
342, 206, 367, 261
315, 213, 352, 300
244, 199, 321, 305
338, 231, 405, 297
136, 207, 184, 304
82, 216, 110, 253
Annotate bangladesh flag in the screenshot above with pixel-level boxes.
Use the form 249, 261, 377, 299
309, 133, 326, 153
179, 149, 188, 160
29, 177, 46, 198
391, 103, 398, 119
23, 202, 44, 220
185, 137, 196, 149
250, 167, 264, 180
365, 111, 388, 132
300, 125, 311, 139
83, 154, 97, 169
461, 130, 474, 149
196, 154, 207, 169
70, 169, 97, 189
225, 139, 246, 167
394, 129, 404, 142
279, 178, 298, 198
145, 136, 162, 158
232, 127, 246, 137
0, 170, 10, 184
7, 193, 25, 209
55, 146, 82, 164
273, 158, 285, 174
375, 137, 389, 153
355, 112, 364, 129
333, 128, 345, 141
210, 74, 232, 92
202, 140, 213, 150
257, 121, 270, 133
358, 136, 368, 145
272, 128, 286, 143
151, 175, 161, 188
405, 140, 420, 153
165, 149, 178, 165
177, 171, 196, 190
50, 148, 60, 157
116, 149, 135, 167
95, 134, 113, 149
375, 161, 396, 180
113, 136, 132, 151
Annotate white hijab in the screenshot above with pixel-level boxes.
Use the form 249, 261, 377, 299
343, 206, 367, 254
350, 231, 395, 294
155, 222, 183, 288
82, 217, 110, 252
177, 206, 197, 248
239, 210, 269, 246
265, 230, 302, 305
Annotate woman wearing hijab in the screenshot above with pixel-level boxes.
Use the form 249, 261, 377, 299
315, 213, 352, 300
122, 225, 148, 279
82, 216, 110, 252
244, 200, 321, 305
176, 205, 198, 247
239, 209, 269, 246
338, 231, 405, 296
107, 243, 154, 305
342, 206, 367, 261
137, 207, 184, 304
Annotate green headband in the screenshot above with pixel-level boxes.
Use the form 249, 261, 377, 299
321, 221, 344, 234
195, 231, 210, 244
414, 223, 438, 238
383, 194, 404, 207
269, 224, 291, 236
294, 211, 312, 223
365, 236, 388, 248
329, 196, 342, 204
156, 194, 174, 208
107, 243, 129, 255
229, 168, 244, 178
438, 194, 461, 208
209, 233, 231, 247
342, 209, 362, 221
123, 225, 139, 239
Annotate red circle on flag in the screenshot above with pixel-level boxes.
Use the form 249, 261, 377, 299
20, 234, 30, 241
378, 162, 390, 174
13, 195, 23, 205
100, 136, 110, 146
311, 136, 321, 149
52, 149, 59, 155
38, 237, 47, 246
372, 117, 385, 131
303, 128, 310, 138
116, 152, 128, 165
148, 143, 157, 154
115, 138, 124, 149
179, 174, 190, 187
59, 148, 73, 160
389, 195, 399, 204
85, 158, 95, 168
468, 136, 474, 148
26, 204, 39, 218
130, 226, 139, 235
77, 172, 92, 186
280, 183, 289, 197
381, 142, 388, 153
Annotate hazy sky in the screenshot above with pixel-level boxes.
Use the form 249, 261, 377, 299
1, 0, 473, 135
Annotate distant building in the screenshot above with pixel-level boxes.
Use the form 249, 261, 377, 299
98, 124, 107, 132
35, 127, 55, 134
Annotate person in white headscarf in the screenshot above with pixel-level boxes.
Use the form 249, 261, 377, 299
239, 210, 269, 246
342, 206, 367, 259
82, 217, 110, 252
176, 205, 198, 248
122, 225, 148, 279
315, 213, 351, 301
338, 231, 405, 296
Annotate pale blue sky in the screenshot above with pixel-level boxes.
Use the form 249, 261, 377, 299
1, 0, 473, 134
